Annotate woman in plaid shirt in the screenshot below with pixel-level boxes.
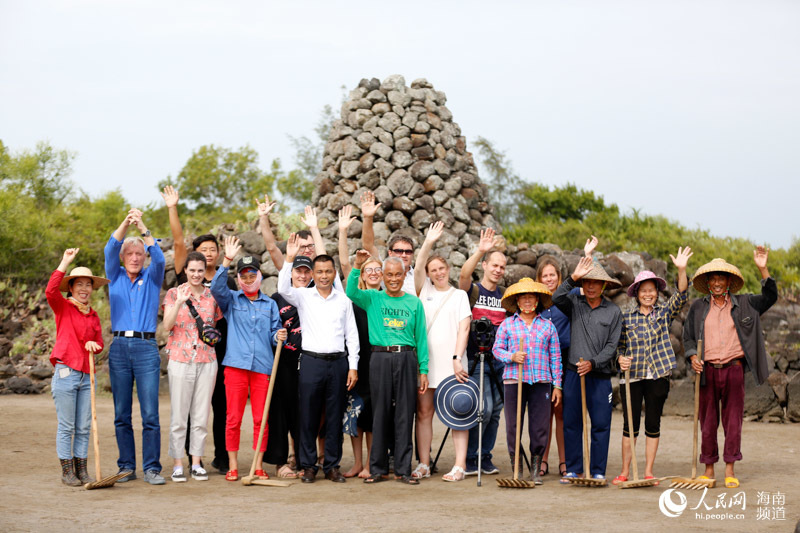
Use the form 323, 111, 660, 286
492, 278, 562, 485
612, 247, 692, 485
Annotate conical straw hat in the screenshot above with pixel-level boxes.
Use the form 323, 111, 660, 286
501, 277, 552, 313
692, 258, 744, 294
582, 262, 621, 288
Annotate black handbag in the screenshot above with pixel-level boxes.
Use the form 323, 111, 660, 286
185, 299, 222, 346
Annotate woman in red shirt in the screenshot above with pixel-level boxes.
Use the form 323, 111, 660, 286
46, 248, 108, 486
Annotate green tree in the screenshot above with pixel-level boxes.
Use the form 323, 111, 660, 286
519, 182, 617, 222
285, 102, 337, 209
473, 136, 527, 225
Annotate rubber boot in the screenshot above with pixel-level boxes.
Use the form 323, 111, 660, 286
73, 457, 94, 484
532, 455, 543, 485
60, 458, 82, 486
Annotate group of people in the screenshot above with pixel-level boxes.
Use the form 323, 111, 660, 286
46, 188, 777, 490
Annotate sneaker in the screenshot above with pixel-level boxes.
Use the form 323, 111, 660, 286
480, 458, 500, 475
191, 466, 208, 481
171, 468, 187, 483
116, 470, 137, 483
144, 470, 166, 485
464, 458, 479, 476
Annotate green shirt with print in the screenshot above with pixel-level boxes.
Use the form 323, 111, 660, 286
346, 268, 429, 374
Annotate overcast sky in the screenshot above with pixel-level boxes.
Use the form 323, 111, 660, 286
2, 0, 798, 248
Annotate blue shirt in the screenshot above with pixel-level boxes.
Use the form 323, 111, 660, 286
540, 304, 571, 349
104, 236, 165, 333
210, 266, 279, 375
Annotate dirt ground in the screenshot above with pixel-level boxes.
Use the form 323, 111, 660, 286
0, 394, 797, 533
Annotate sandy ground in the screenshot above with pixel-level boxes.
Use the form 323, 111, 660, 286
0, 393, 798, 533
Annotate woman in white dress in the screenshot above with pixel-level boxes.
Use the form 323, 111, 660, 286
411, 222, 472, 482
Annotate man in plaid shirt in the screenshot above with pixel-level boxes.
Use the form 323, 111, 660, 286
493, 278, 562, 484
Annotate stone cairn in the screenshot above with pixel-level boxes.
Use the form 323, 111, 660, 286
1, 75, 798, 424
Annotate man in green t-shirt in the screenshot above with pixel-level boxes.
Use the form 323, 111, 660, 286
346, 249, 429, 485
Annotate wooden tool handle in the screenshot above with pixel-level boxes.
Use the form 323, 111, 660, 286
691, 339, 703, 480
88, 350, 102, 480
579, 358, 590, 479
248, 340, 283, 479
623, 369, 639, 481
513, 338, 526, 480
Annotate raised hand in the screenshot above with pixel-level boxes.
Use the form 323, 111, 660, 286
161, 186, 179, 208
572, 255, 594, 281
354, 249, 371, 269
300, 205, 318, 229
584, 235, 598, 257
255, 193, 276, 218
175, 284, 192, 304
669, 246, 693, 270
223, 235, 242, 260
424, 221, 444, 243
285, 233, 300, 261
339, 205, 356, 231
360, 190, 381, 218
62, 248, 80, 265
753, 245, 769, 270
478, 228, 499, 254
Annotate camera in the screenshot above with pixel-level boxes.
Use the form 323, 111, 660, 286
471, 317, 494, 351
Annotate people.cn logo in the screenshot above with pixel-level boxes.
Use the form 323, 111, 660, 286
659, 489, 688, 518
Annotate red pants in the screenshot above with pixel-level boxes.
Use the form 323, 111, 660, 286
699, 362, 744, 464
224, 367, 269, 452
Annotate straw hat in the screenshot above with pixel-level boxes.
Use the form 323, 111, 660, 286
627, 270, 667, 298
434, 375, 480, 430
582, 262, 622, 288
59, 267, 110, 292
692, 258, 744, 294
501, 277, 552, 313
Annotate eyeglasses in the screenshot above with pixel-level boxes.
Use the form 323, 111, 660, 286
390, 248, 414, 256
298, 244, 315, 251
363, 267, 383, 274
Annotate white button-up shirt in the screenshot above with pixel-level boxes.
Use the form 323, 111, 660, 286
277, 263, 360, 369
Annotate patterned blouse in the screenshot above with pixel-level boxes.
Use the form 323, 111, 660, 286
163, 285, 223, 364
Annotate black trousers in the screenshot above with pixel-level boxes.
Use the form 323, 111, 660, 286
298, 354, 348, 473
620, 377, 670, 439
369, 350, 417, 477
264, 350, 300, 465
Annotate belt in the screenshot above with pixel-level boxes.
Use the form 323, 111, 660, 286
303, 350, 346, 361
113, 331, 156, 340
371, 345, 414, 353
709, 359, 742, 369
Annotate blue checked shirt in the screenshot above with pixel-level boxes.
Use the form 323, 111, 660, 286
618, 289, 689, 379
493, 313, 562, 388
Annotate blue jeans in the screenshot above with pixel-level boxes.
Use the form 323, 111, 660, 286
563, 369, 612, 476
51, 364, 92, 459
108, 337, 162, 473
467, 360, 504, 461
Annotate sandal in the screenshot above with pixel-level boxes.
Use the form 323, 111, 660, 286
725, 476, 739, 488
277, 464, 298, 479
644, 475, 659, 486
558, 462, 567, 477
225, 469, 238, 482
395, 474, 420, 485
442, 466, 465, 482
254, 469, 268, 479
363, 474, 390, 484
612, 475, 628, 485
411, 463, 431, 480
539, 461, 549, 477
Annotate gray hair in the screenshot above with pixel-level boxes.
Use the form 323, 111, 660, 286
383, 256, 405, 271
121, 236, 146, 256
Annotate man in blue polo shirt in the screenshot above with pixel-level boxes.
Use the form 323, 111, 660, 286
104, 208, 166, 485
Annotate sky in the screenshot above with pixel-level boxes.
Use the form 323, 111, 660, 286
1, 0, 798, 248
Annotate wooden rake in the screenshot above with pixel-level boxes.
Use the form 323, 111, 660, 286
497, 347, 534, 489
242, 340, 293, 487
670, 340, 716, 490
568, 359, 607, 487
85, 350, 132, 490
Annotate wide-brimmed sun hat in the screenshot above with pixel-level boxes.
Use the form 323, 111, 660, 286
582, 262, 622, 288
627, 270, 667, 298
692, 258, 744, 294
59, 267, 110, 292
501, 277, 552, 313
435, 375, 480, 430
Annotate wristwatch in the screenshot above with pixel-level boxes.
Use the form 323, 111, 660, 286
141, 230, 151, 238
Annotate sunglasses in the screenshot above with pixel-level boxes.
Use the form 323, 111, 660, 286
363, 267, 383, 274
390, 248, 414, 256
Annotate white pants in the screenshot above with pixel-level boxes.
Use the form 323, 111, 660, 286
167, 359, 217, 459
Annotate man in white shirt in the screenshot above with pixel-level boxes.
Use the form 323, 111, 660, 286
278, 234, 360, 484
